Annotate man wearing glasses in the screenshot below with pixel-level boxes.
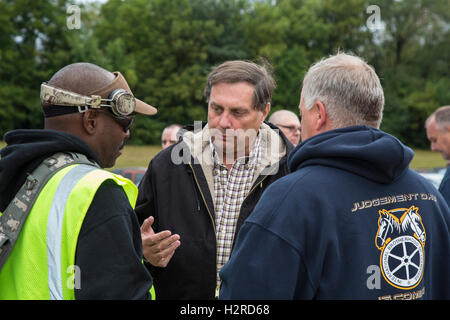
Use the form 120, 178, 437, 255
269, 109, 301, 146
220, 53, 450, 300
0, 62, 155, 299
161, 124, 182, 150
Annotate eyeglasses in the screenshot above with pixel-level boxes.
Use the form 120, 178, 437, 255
95, 109, 134, 133
277, 124, 301, 133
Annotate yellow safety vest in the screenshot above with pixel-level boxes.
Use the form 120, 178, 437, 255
0, 164, 153, 299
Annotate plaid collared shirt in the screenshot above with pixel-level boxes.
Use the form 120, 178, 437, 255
211, 133, 263, 287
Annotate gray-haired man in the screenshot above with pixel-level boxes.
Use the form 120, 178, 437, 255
425, 106, 450, 206
220, 53, 450, 300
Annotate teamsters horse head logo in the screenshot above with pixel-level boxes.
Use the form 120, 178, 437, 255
375, 206, 426, 290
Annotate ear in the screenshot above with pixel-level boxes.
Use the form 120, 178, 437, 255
261, 102, 271, 121
312, 100, 328, 132
81, 109, 99, 135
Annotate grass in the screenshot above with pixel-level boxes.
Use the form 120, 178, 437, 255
113, 146, 444, 170
112, 144, 161, 169
0, 140, 445, 170
409, 149, 446, 170
0, 140, 161, 169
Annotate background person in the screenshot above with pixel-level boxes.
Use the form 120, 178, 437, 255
268, 109, 301, 146
0, 63, 156, 299
220, 53, 450, 299
425, 106, 450, 206
161, 123, 182, 149
136, 60, 293, 299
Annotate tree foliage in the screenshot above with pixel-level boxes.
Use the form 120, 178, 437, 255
0, 0, 448, 147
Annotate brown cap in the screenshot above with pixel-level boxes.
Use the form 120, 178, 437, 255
88, 71, 157, 116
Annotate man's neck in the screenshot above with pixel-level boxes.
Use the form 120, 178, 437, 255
210, 129, 261, 170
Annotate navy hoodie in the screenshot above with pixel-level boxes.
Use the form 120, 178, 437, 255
220, 126, 450, 300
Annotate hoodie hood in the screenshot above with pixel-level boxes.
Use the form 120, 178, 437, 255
288, 126, 414, 184
0, 129, 100, 211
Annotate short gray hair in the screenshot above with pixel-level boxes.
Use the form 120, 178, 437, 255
301, 53, 384, 128
425, 106, 450, 131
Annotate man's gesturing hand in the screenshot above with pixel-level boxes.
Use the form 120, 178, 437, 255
141, 216, 181, 268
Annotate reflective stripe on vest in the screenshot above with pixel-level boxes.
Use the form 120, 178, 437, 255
47, 164, 97, 300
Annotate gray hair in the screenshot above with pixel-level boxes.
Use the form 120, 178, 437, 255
425, 106, 450, 131
301, 53, 384, 128
203, 60, 276, 111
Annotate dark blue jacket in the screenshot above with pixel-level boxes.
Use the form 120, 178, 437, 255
220, 126, 450, 300
439, 167, 450, 208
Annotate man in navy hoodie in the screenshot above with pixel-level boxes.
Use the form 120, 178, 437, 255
219, 53, 450, 300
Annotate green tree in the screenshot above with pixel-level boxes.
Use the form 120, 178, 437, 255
366, 0, 449, 147
1, 0, 447, 149
94, 0, 252, 144
0, 0, 71, 133
243, 0, 371, 115
0, 0, 108, 135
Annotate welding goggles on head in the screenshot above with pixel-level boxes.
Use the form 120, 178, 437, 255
41, 83, 136, 116
40, 71, 157, 117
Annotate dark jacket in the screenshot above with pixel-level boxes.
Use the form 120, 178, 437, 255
220, 126, 450, 299
135, 122, 293, 299
438, 166, 450, 208
0, 129, 152, 299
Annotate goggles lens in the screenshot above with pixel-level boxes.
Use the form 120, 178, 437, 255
110, 90, 136, 116
96, 109, 134, 132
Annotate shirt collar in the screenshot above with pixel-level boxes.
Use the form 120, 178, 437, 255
209, 130, 262, 168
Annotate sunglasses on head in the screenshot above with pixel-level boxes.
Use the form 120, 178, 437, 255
95, 109, 134, 132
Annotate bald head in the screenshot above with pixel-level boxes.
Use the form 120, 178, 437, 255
47, 62, 115, 95
426, 106, 450, 131
42, 63, 133, 169
269, 110, 301, 146
161, 124, 182, 149
43, 62, 115, 132
269, 110, 299, 125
